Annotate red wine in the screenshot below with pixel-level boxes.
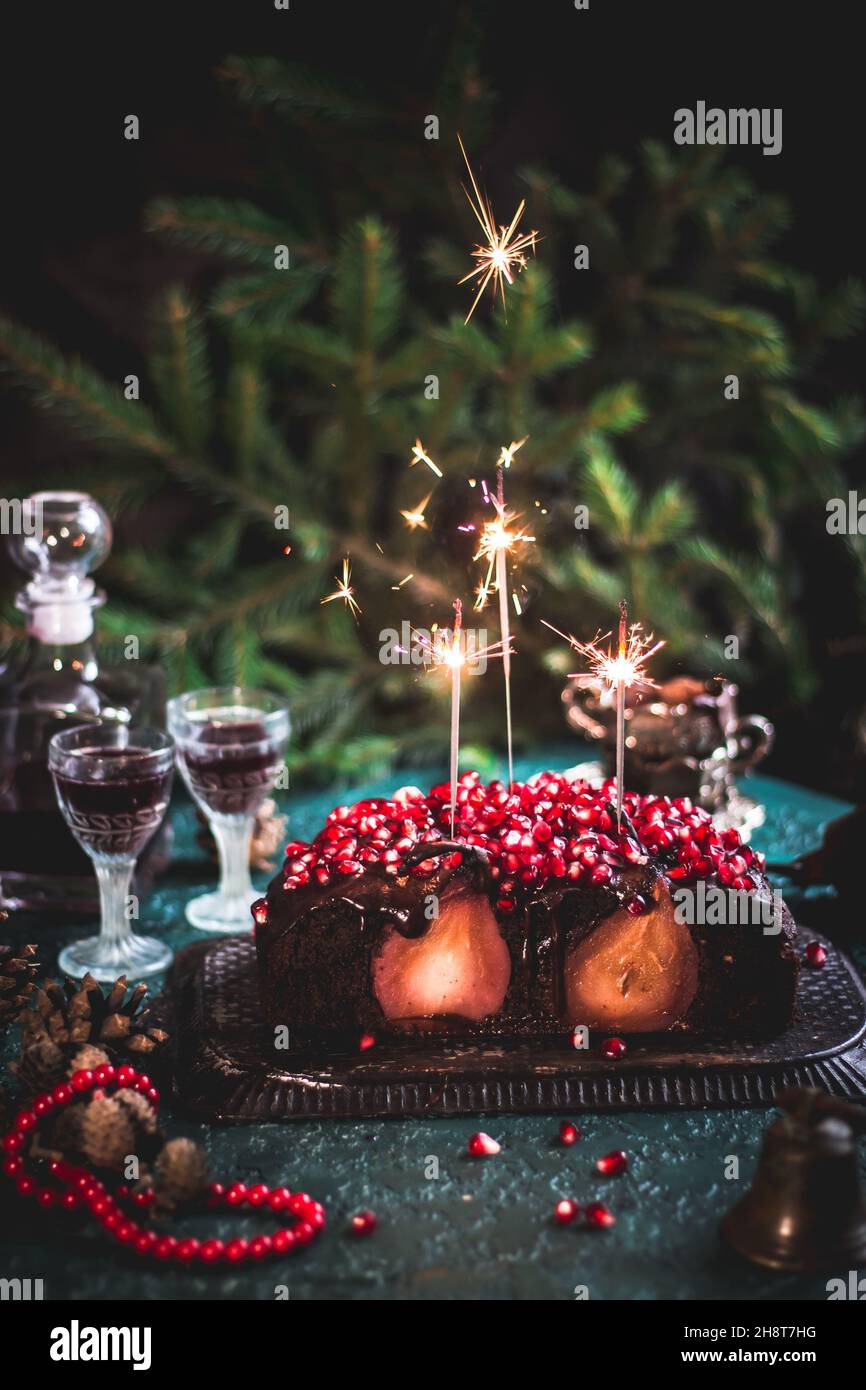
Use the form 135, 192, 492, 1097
177, 715, 284, 817
53, 747, 173, 859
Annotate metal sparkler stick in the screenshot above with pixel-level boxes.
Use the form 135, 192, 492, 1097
449, 600, 462, 839
495, 466, 514, 788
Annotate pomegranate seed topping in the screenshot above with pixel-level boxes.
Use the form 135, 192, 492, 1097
625, 895, 649, 916
585, 1201, 616, 1229
467, 1132, 501, 1157
805, 941, 827, 968
602, 1037, 627, 1059
558, 1121, 581, 1146
359, 1032, 377, 1051
554, 1198, 580, 1225
280, 773, 766, 898
350, 1210, 377, 1236
596, 1149, 628, 1176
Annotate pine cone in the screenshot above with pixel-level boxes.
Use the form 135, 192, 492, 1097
68, 1043, 112, 1075
114, 1086, 158, 1138
53, 1086, 161, 1174
79, 1092, 137, 1171
12, 1036, 68, 1093
18, 972, 169, 1062
154, 1137, 209, 1212
0, 943, 39, 1032
197, 798, 287, 871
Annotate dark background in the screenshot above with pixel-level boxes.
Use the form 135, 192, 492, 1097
1, 0, 863, 796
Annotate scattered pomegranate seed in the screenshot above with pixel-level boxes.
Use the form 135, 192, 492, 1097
467, 1132, 501, 1157
585, 1201, 616, 1229
554, 1198, 580, 1225
596, 1149, 628, 1177
358, 1032, 377, 1051
805, 941, 827, 969
602, 1037, 627, 1059
558, 1121, 581, 1146
349, 1210, 377, 1236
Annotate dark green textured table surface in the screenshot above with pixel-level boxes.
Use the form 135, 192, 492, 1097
3, 746, 864, 1301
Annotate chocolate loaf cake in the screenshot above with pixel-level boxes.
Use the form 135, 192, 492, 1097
255, 771, 798, 1038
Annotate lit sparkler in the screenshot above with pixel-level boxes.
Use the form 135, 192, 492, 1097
541, 602, 665, 827
457, 135, 539, 324
400, 491, 432, 531
320, 557, 361, 621
408, 438, 443, 479
473, 456, 535, 786
414, 599, 512, 838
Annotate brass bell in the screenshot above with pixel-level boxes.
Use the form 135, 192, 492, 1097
721, 1087, 866, 1271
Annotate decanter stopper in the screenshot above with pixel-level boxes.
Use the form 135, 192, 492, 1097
9, 492, 112, 645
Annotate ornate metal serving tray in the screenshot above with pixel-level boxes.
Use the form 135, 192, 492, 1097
157, 930, 866, 1122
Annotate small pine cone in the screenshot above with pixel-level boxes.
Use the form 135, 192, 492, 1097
251, 798, 288, 871
51, 1100, 88, 1155
0, 944, 39, 1032
114, 1087, 158, 1137
67, 1044, 111, 1077
154, 1137, 209, 1212
79, 1093, 137, 1172
12, 1036, 69, 1093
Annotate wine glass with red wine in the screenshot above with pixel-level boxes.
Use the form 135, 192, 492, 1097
48, 724, 175, 980
167, 687, 289, 932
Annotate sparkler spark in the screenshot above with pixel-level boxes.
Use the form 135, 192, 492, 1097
320, 557, 361, 621
541, 603, 665, 829
472, 455, 535, 787
400, 492, 432, 531
497, 437, 528, 470
408, 438, 443, 478
457, 136, 539, 324
411, 616, 513, 675
414, 598, 513, 839
473, 496, 536, 611
540, 612, 665, 699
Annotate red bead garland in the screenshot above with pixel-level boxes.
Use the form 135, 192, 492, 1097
0, 1065, 325, 1265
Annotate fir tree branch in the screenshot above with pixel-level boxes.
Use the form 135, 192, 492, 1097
217, 55, 385, 123
146, 197, 308, 268
148, 287, 213, 455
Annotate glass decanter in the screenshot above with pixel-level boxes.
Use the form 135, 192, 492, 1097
0, 492, 142, 911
